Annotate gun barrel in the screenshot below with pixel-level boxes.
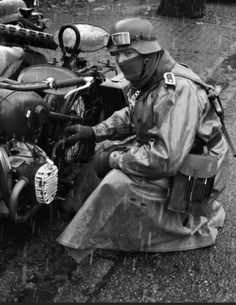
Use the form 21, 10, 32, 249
0, 23, 58, 50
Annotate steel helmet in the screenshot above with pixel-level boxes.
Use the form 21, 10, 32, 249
107, 17, 162, 55
0, 0, 27, 24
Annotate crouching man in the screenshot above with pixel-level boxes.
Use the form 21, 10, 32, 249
57, 17, 229, 263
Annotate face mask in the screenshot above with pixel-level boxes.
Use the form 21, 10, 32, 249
118, 55, 144, 82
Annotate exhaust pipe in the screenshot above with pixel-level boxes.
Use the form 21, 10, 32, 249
9, 177, 42, 223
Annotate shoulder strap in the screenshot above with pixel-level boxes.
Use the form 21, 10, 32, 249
174, 71, 224, 116
173, 72, 236, 156
173, 72, 214, 92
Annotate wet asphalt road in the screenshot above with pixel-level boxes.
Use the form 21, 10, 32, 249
1, 0, 236, 303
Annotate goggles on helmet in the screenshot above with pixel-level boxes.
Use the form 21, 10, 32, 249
111, 32, 131, 46
111, 31, 157, 47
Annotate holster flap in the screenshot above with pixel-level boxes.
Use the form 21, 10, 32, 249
178, 154, 217, 178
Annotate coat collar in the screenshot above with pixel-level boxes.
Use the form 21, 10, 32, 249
137, 50, 176, 98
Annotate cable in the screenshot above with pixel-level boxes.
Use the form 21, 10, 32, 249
0, 91, 16, 105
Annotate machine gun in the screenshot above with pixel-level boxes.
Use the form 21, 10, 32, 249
0, 0, 57, 50
0, 23, 58, 50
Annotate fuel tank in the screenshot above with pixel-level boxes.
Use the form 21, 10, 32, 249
0, 89, 49, 139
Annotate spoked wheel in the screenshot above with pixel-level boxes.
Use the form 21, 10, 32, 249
59, 94, 96, 166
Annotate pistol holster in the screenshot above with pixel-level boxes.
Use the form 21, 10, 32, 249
167, 153, 217, 218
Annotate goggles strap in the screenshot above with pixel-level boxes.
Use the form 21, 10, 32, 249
130, 34, 156, 42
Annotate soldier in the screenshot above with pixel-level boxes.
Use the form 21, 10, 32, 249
57, 17, 229, 263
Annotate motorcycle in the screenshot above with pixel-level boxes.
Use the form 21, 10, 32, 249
0, 22, 130, 224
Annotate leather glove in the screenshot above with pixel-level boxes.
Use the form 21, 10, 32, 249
64, 124, 95, 145
94, 146, 124, 179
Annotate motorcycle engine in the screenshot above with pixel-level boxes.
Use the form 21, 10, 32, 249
0, 141, 58, 207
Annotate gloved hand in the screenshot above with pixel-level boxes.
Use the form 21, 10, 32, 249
64, 124, 95, 145
94, 146, 124, 178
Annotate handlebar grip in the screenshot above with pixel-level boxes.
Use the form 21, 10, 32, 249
53, 77, 86, 88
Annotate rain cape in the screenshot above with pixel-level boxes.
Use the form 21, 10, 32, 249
57, 51, 229, 263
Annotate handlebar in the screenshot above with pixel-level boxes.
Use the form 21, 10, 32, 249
0, 77, 87, 92
64, 77, 94, 98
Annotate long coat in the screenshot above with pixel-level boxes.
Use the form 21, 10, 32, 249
57, 51, 229, 263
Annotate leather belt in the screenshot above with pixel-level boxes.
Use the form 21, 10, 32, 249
205, 132, 222, 150
191, 132, 222, 154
